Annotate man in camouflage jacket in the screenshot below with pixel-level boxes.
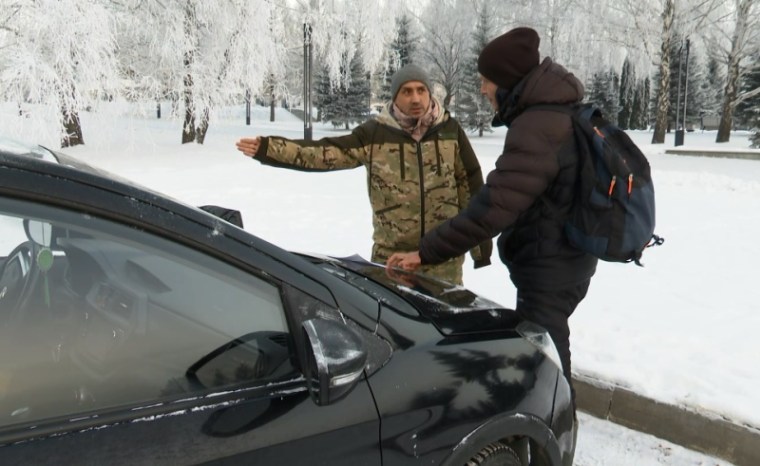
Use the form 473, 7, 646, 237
235, 64, 491, 284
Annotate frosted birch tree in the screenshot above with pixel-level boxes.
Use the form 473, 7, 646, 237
297, 0, 399, 88
114, 1, 287, 144
705, 0, 760, 142
0, 0, 120, 147
609, 0, 722, 143
418, 0, 474, 107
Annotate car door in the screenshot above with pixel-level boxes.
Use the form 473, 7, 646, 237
0, 195, 380, 465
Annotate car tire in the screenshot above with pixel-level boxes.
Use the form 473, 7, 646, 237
465, 442, 521, 466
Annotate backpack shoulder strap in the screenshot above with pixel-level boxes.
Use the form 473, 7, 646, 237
525, 103, 602, 123
523, 103, 575, 116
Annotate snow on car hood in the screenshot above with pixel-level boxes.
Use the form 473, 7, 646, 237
301, 253, 522, 336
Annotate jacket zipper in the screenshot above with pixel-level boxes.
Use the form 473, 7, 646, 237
417, 141, 426, 237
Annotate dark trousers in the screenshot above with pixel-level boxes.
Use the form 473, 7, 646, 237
515, 279, 591, 408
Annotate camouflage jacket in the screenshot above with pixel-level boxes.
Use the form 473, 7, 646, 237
254, 100, 492, 271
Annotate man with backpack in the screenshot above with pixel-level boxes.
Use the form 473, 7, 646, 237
386, 27, 599, 410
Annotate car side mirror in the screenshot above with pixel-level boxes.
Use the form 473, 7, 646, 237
302, 318, 367, 406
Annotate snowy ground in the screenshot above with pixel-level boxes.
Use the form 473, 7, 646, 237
1, 101, 756, 465
575, 412, 732, 465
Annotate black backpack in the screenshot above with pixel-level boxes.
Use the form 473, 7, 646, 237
530, 103, 664, 265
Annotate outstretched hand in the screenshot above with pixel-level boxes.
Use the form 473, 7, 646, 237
236, 137, 261, 157
386, 251, 422, 273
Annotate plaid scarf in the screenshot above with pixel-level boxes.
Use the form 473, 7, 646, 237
392, 100, 439, 142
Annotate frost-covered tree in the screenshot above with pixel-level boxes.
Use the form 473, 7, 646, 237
656, 34, 701, 131
379, 13, 417, 102
317, 52, 371, 129
418, 0, 474, 107
610, 0, 723, 143
458, 0, 497, 136
698, 54, 725, 118
631, 77, 651, 130
0, 0, 120, 147
115, 1, 286, 144
586, 68, 620, 120
293, 0, 399, 126
707, 0, 760, 142
618, 58, 636, 129
651, 0, 677, 143
736, 60, 760, 128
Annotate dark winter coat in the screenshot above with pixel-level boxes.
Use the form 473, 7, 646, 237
418, 58, 597, 290
253, 98, 492, 283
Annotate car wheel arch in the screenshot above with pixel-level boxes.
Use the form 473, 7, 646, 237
439, 412, 562, 466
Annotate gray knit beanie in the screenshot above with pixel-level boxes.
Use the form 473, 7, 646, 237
390, 64, 432, 100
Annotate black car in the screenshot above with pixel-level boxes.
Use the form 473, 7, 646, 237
0, 139, 575, 465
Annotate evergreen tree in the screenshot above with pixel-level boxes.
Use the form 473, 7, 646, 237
664, 37, 701, 131
740, 59, 760, 146
735, 60, 760, 129
699, 55, 725, 120
319, 52, 371, 129
379, 13, 416, 102
314, 62, 332, 123
618, 58, 635, 129
586, 68, 619, 121
631, 77, 651, 130
682, 47, 715, 130
457, 1, 495, 136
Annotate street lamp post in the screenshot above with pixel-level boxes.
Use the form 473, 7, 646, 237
681, 39, 691, 136
303, 23, 313, 141
674, 38, 690, 147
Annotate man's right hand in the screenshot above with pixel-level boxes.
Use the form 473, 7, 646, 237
236, 137, 261, 158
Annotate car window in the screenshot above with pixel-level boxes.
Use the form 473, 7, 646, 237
0, 197, 296, 429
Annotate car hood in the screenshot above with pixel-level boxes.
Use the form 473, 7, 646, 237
302, 253, 522, 336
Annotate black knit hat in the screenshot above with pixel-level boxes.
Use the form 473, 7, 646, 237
390, 64, 432, 100
478, 27, 540, 91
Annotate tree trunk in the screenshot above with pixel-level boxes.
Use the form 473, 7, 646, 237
443, 90, 453, 108
195, 107, 210, 144
181, 67, 195, 144
61, 107, 84, 148
270, 76, 276, 122
716, 0, 750, 143
181, 2, 196, 144
651, 0, 675, 144
716, 58, 739, 142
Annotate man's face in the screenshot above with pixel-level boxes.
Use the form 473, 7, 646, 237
480, 75, 499, 111
394, 81, 430, 117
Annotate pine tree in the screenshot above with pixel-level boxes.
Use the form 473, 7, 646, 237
735, 60, 760, 129
630, 78, 651, 130
314, 63, 333, 123
663, 37, 701, 131
457, 1, 494, 136
618, 58, 635, 130
379, 13, 416, 102
740, 59, 760, 146
319, 53, 371, 129
699, 56, 724, 121
586, 69, 619, 121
